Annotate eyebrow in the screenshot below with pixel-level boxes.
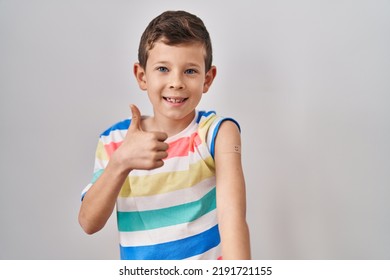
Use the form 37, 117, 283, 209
152, 61, 202, 68
186, 62, 202, 68
152, 61, 170, 65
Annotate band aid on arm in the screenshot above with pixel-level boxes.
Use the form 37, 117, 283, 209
220, 145, 241, 154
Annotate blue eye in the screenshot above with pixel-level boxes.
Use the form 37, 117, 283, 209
157, 67, 168, 72
185, 69, 197, 74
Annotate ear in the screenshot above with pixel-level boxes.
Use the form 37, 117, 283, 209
134, 63, 147, 91
203, 66, 217, 93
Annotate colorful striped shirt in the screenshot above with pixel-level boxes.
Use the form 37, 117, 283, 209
81, 110, 239, 260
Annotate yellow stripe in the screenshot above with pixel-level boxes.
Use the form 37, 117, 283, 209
118, 176, 131, 197
119, 156, 215, 197
198, 114, 217, 143
96, 140, 108, 161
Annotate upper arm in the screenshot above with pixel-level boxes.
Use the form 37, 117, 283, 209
214, 120, 247, 220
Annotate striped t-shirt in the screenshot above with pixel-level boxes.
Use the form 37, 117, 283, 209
82, 110, 239, 260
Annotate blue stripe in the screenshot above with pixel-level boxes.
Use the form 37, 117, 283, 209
196, 110, 216, 123
210, 118, 241, 158
100, 119, 130, 136
119, 224, 220, 260
81, 191, 88, 201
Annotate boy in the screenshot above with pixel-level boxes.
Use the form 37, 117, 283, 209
79, 10, 251, 260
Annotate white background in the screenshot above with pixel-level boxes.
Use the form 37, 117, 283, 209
1, 0, 389, 259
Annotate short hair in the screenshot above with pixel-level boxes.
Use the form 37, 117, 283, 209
138, 10, 213, 71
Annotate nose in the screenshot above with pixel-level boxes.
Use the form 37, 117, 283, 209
169, 72, 185, 90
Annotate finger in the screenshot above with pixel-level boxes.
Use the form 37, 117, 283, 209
155, 141, 169, 152
156, 151, 169, 160
154, 159, 165, 168
129, 104, 142, 131
152, 131, 168, 142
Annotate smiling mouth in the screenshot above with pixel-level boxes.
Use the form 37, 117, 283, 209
163, 97, 188, 104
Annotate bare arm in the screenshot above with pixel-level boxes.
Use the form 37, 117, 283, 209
215, 120, 251, 259
78, 158, 129, 234
78, 105, 168, 234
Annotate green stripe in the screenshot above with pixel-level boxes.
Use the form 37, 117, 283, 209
91, 169, 104, 184
117, 187, 216, 232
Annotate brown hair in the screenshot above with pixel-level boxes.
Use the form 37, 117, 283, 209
138, 10, 213, 71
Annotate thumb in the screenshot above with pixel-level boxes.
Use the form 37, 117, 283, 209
129, 104, 142, 131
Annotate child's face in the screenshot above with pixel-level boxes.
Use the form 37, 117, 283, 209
135, 40, 216, 122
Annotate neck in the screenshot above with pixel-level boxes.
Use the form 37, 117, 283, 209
147, 111, 196, 137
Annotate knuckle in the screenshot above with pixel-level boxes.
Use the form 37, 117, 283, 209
148, 142, 158, 151
149, 133, 158, 141
148, 159, 156, 167
143, 159, 155, 170
151, 152, 161, 161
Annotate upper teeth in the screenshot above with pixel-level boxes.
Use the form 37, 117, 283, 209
166, 97, 185, 103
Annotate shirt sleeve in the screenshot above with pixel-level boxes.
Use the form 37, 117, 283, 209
80, 137, 109, 201
206, 116, 241, 159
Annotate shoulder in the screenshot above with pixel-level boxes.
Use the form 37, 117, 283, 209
214, 120, 241, 149
200, 111, 241, 158
197, 110, 240, 131
98, 119, 131, 147
217, 120, 241, 137
100, 119, 131, 137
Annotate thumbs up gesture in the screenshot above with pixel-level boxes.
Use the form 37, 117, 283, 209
112, 104, 169, 172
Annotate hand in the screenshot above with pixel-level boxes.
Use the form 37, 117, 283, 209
112, 104, 169, 172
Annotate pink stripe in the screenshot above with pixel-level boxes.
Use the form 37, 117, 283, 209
103, 132, 202, 159
104, 141, 123, 157
166, 132, 202, 159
